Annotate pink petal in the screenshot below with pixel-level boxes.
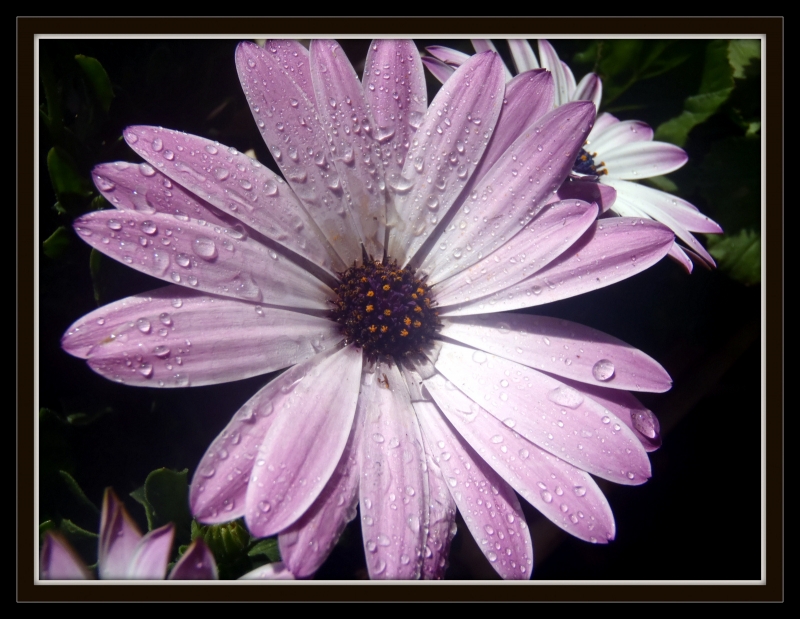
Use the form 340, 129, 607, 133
423, 375, 616, 543
415, 400, 534, 579
421, 55, 456, 84
469, 69, 555, 188
279, 400, 362, 578
550, 378, 662, 452
239, 561, 295, 580
168, 539, 219, 580
603, 178, 723, 233
235, 41, 363, 266
310, 40, 386, 259
420, 101, 596, 284
573, 72, 602, 111
588, 119, 654, 153
556, 178, 616, 212
72, 209, 333, 310
419, 431, 458, 579
668, 243, 695, 273
62, 286, 342, 388
245, 345, 363, 537
508, 39, 540, 72
92, 162, 233, 230
440, 313, 672, 393
470, 39, 513, 81
433, 341, 652, 485
538, 40, 571, 106
601, 141, 689, 179
358, 361, 427, 579
127, 524, 174, 579
121, 126, 343, 275
607, 180, 718, 266
424, 45, 470, 67
98, 488, 143, 580
433, 199, 598, 307
191, 371, 289, 524
364, 40, 428, 184
592, 112, 619, 134
440, 217, 674, 316
386, 51, 506, 266
40, 533, 92, 580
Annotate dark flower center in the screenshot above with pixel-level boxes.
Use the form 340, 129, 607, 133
572, 147, 607, 176
330, 258, 440, 359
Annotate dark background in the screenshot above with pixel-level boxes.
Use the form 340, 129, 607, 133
38, 38, 762, 581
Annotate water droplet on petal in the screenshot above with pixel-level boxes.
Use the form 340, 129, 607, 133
592, 359, 615, 381
193, 237, 217, 260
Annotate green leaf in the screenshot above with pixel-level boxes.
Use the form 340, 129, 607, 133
140, 468, 193, 539
655, 40, 735, 147
75, 55, 114, 113
39, 520, 58, 543
130, 485, 156, 531
43, 226, 71, 259
728, 40, 761, 79
644, 175, 679, 193
58, 470, 100, 516
247, 537, 281, 563
707, 229, 761, 285
47, 147, 93, 202
60, 518, 99, 539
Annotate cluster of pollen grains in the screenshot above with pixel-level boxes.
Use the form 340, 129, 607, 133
330, 258, 441, 359
573, 147, 607, 176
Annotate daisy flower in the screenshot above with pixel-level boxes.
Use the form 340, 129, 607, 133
40, 489, 219, 580
425, 39, 722, 272
62, 39, 675, 580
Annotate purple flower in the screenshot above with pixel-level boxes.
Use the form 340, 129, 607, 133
62, 39, 675, 579
425, 39, 722, 272
40, 489, 218, 580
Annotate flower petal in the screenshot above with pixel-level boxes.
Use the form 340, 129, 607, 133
573, 72, 602, 111
508, 39, 539, 72
607, 180, 718, 266
420, 101, 596, 284
602, 141, 688, 179
418, 430, 458, 579
440, 218, 674, 316
421, 55, 456, 84
556, 178, 616, 212
239, 561, 295, 580
425, 45, 470, 67
588, 119, 654, 153
310, 40, 386, 259
386, 51, 506, 266
603, 178, 723, 233
40, 533, 92, 580
62, 286, 342, 388
440, 313, 672, 393
278, 399, 362, 578
537, 40, 571, 106
72, 209, 333, 310
245, 345, 363, 537
127, 524, 174, 580
668, 242, 695, 273
470, 39, 514, 81
364, 39, 428, 185
235, 41, 363, 266
92, 162, 232, 229
168, 539, 218, 580
423, 375, 616, 543
592, 112, 619, 134
433, 200, 598, 309
358, 361, 427, 579
121, 126, 343, 275
469, 69, 554, 188
415, 400, 534, 579
191, 372, 288, 524
98, 488, 143, 580
550, 378, 662, 452
433, 341, 652, 485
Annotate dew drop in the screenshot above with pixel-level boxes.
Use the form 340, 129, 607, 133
136, 318, 151, 333
193, 237, 218, 260
632, 409, 660, 439
592, 359, 615, 381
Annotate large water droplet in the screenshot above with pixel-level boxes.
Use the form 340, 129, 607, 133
631, 408, 660, 440
547, 385, 584, 409
193, 237, 218, 260
592, 359, 615, 381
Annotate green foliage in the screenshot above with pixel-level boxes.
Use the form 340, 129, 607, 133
707, 229, 761, 286
248, 537, 282, 562
187, 519, 269, 580
130, 468, 193, 544
728, 39, 761, 79
43, 226, 71, 259
74, 55, 115, 113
